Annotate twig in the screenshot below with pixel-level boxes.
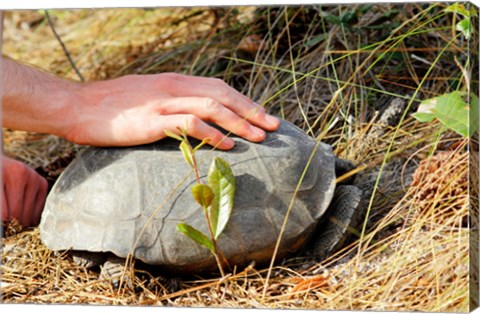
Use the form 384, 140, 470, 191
44, 10, 85, 82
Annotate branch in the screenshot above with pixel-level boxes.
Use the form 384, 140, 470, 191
44, 10, 85, 82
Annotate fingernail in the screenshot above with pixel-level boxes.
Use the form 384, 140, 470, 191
265, 115, 280, 128
221, 137, 235, 149
251, 126, 266, 140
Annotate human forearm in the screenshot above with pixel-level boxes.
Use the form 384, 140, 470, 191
1, 56, 81, 139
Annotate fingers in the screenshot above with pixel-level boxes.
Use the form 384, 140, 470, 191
159, 74, 280, 131
1, 189, 9, 222
2, 157, 48, 227
32, 177, 48, 226
156, 114, 236, 150
70, 73, 280, 148
159, 97, 268, 143
21, 171, 48, 226
21, 177, 36, 227
3, 163, 26, 225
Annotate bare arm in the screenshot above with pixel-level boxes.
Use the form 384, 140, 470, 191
2, 56, 80, 139
2, 57, 280, 149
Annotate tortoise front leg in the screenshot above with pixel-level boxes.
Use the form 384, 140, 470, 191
100, 255, 133, 289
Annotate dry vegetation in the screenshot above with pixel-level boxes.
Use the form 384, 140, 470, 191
1, 3, 478, 312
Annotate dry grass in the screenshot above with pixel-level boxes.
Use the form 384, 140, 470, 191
1, 4, 477, 311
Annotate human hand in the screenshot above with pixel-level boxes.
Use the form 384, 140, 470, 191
63, 73, 280, 149
2, 156, 48, 227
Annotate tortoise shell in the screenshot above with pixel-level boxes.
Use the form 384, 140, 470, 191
39, 120, 336, 273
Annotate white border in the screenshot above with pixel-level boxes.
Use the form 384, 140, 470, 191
0, 0, 467, 10
1, 0, 479, 314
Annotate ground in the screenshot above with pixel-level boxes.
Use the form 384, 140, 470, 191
1, 4, 478, 311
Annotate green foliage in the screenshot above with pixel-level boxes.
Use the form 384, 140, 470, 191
166, 127, 211, 170
412, 4, 478, 138
177, 223, 214, 252
193, 138, 211, 153
163, 129, 183, 142
191, 184, 215, 209
445, 3, 477, 39
445, 3, 477, 18
413, 91, 479, 137
207, 157, 236, 240
164, 129, 236, 276
304, 33, 328, 48
180, 141, 195, 168
455, 18, 472, 39
181, 157, 236, 253
319, 8, 357, 27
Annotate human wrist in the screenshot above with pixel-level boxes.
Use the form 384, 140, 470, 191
57, 80, 101, 145
42, 79, 86, 142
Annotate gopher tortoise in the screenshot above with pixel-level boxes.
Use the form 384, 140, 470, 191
39, 119, 363, 284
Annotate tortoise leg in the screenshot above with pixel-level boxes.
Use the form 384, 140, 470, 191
70, 251, 107, 269
305, 185, 363, 261
100, 255, 133, 289
334, 157, 356, 185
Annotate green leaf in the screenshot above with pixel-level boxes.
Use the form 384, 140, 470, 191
207, 157, 236, 240
180, 141, 194, 168
163, 129, 184, 142
412, 112, 436, 123
445, 3, 476, 39
456, 18, 472, 39
319, 10, 342, 25
305, 34, 328, 48
414, 91, 478, 137
193, 138, 211, 153
445, 3, 472, 17
177, 223, 214, 253
340, 10, 356, 24
470, 93, 479, 135
191, 184, 215, 208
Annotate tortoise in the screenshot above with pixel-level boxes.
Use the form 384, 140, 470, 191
39, 119, 363, 285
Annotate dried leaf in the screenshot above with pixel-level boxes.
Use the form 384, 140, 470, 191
290, 273, 331, 295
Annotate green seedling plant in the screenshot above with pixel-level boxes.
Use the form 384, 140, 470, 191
445, 3, 476, 40
413, 3, 478, 138
164, 129, 236, 277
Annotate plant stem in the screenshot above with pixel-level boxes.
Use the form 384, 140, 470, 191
44, 10, 85, 82
202, 206, 225, 277
190, 142, 225, 277
188, 143, 202, 184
